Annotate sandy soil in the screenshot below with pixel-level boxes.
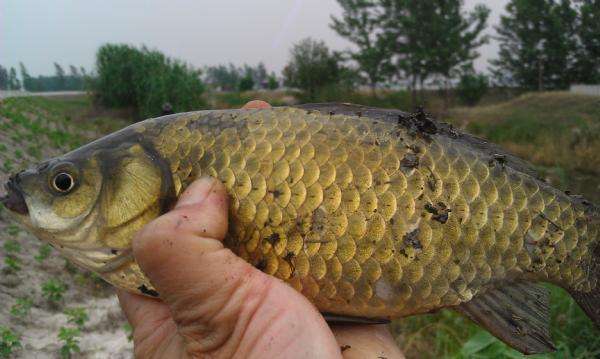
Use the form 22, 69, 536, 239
0, 101, 133, 358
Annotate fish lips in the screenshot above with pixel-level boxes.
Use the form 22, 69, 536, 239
1, 174, 29, 215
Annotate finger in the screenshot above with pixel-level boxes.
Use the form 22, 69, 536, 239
117, 289, 171, 329
136, 177, 229, 242
242, 100, 271, 109
331, 324, 404, 359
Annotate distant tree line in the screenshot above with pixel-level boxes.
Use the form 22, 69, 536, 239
17, 63, 88, 92
0, 65, 21, 90
280, 0, 599, 105
204, 63, 279, 92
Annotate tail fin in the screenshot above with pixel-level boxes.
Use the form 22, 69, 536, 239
570, 199, 600, 328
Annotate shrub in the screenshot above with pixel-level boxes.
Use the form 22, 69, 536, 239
35, 244, 52, 263
42, 278, 67, 303
65, 308, 89, 330
10, 298, 33, 318
457, 73, 489, 106
0, 327, 21, 358
58, 327, 80, 358
94, 44, 206, 119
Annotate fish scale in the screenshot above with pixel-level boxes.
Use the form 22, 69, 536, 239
134, 107, 596, 318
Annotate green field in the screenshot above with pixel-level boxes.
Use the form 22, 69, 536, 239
0, 92, 598, 358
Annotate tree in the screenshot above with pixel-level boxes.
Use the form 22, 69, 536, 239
0, 65, 8, 90
54, 63, 66, 90
267, 73, 279, 90
20, 63, 35, 91
574, 0, 600, 83
380, 1, 489, 105
283, 38, 342, 100
428, 2, 490, 106
205, 64, 241, 91
8, 67, 20, 90
253, 62, 268, 88
94, 43, 205, 118
457, 72, 489, 106
330, 0, 390, 94
491, 0, 578, 90
238, 69, 255, 92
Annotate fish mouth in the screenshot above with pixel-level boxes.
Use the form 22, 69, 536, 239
1, 174, 29, 215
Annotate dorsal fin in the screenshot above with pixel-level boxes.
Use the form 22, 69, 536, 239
455, 281, 555, 355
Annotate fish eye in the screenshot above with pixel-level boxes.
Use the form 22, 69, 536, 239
52, 172, 75, 193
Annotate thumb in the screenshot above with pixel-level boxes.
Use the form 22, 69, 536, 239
132, 177, 271, 353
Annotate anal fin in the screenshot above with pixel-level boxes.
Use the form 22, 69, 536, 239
455, 282, 556, 355
323, 313, 390, 325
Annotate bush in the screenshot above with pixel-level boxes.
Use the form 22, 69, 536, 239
0, 327, 21, 358
42, 278, 67, 303
94, 44, 206, 119
238, 73, 255, 92
283, 38, 344, 101
457, 73, 489, 106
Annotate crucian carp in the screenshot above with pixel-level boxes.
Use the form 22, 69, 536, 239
2, 103, 598, 354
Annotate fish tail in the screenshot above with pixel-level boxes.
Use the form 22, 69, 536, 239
569, 201, 600, 327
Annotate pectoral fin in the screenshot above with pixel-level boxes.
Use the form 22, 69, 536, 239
455, 282, 555, 355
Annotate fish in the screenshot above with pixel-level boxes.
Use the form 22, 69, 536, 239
1, 103, 599, 354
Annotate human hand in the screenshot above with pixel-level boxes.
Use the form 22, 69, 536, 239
117, 101, 404, 358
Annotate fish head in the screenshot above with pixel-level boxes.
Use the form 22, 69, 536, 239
1, 137, 168, 289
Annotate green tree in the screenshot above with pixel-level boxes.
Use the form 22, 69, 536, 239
574, 0, 600, 83
54, 63, 66, 90
94, 44, 205, 118
8, 67, 20, 90
19, 63, 34, 91
238, 70, 255, 92
457, 72, 489, 106
491, 0, 578, 90
380, 1, 489, 105
283, 38, 342, 100
0, 65, 8, 90
428, 2, 490, 106
331, 0, 390, 94
204, 64, 241, 91
267, 72, 279, 90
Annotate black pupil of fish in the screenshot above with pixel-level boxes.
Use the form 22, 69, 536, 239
54, 173, 73, 192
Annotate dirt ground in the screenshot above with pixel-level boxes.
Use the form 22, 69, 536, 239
0, 96, 133, 358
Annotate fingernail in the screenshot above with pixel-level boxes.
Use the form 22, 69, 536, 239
175, 177, 218, 208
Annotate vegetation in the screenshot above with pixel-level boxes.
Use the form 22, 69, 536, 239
0, 327, 21, 358
457, 72, 489, 106
58, 327, 81, 358
42, 278, 67, 303
0, 65, 20, 90
64, 308, 89, 330
491, 0, 596, 89
283, 38, 345, 100
205, 63, 269, 91
19, 62, 87, 92
94, 44, 205, 118
10, 297, 33, 319
35, 244, 53, 263
331, 0, 389, 93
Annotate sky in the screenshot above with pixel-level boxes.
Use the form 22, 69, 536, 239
1, 0, 508, 77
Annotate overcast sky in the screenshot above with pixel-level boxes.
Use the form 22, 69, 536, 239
1, 0, 508, 77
